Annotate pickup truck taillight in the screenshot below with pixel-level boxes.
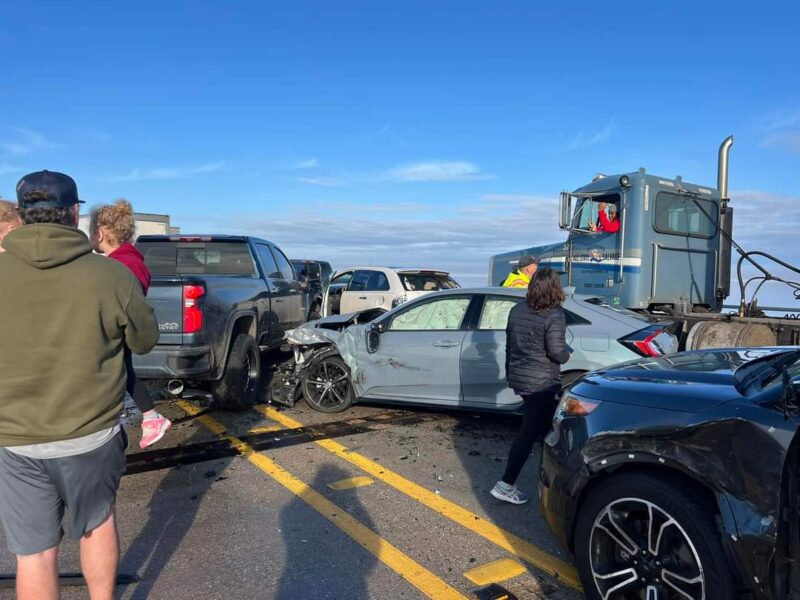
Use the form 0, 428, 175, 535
183, 285, 205, 333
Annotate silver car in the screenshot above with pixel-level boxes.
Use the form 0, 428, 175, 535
281, 287, 678, 413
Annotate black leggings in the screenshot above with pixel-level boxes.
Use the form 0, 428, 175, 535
124, 348, 154, 413
501, 387, 560, 486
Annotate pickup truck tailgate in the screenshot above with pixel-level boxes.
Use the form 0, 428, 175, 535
147, 276, 187, 344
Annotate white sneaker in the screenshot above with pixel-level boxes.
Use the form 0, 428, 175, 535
490, 481, 529, 505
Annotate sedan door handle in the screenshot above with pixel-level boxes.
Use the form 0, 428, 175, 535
432, 340, 459, 348
358, 296, 368, 300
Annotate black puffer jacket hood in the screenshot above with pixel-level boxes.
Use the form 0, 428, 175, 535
505, 303, 570, 393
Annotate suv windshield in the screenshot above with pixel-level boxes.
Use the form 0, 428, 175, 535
399, 273, 460, 292
733, 350, 800, 389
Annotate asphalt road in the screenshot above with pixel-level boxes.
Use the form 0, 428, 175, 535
0, 363, 584, 600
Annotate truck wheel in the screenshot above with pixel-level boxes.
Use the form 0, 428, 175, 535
212, 334, 261, 411
574, 473, 736, 600
301, 354, 353, 413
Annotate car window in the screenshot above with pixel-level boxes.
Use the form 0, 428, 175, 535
564, 309, 590, 326
256, 245, 281, 279
348, 270, 391, 292
389, 297, 471, 331
399, 273, 459, 291
478, 297, 520, 330
271, 247, 296, 280
330, 271, 353, 288
654, 192, 717, 238
139, 241, 257, 276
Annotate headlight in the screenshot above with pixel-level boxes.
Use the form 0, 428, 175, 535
557, 395, 602, 417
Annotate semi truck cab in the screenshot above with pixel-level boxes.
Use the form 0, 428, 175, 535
491, 138, 735, 317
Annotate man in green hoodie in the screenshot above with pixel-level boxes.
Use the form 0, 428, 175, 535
0, 171, 159, 600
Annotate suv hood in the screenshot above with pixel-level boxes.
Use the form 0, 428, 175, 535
570, 349, 790, 412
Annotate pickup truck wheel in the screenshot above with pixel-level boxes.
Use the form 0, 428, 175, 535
301, 355, 353, 413
212, 333, 261, 411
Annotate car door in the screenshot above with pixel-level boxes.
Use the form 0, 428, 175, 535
460, 295, 522, 408
460, 295, 582, 408
324, 270, 353, 316
358, 295, 474, 405
254, 244, 287, 346
342, 269, 393, 313
270, 246, 304, 327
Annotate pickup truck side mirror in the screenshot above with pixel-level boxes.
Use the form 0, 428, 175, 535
558, 191, 572, 230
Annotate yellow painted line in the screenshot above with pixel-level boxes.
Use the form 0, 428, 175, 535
247, 424, 283, 434
463, 558, 526, 586
257, 405, 581, 590
327, 476, 375, 491
176, 401, 467, 600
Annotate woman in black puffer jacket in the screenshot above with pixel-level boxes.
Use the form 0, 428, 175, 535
491, 268, 571, 505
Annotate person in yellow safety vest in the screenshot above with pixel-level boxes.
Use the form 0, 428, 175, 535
502, 255, 539, 288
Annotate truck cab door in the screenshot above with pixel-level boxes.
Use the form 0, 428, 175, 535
254, 244, 282, 346
568, 195, 623, 301
270, 246, 304, 328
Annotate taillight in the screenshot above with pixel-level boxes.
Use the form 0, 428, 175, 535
183, 285, 205, 333
619, 325, 678, 357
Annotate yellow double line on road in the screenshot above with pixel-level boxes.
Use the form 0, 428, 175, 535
176, 400, 467, 600
257, 405, 582, 591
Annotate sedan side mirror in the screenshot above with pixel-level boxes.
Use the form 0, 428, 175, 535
366, 322, 385, 353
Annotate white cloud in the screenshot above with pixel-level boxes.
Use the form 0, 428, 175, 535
178, 193, 560, 287
290, 157, 318, 169
0, 163, 23, 175
110, 161, 227, 182
296, 176, 346, 187
759, 108, 800, 153
383, 161, 491, 182
565, 120, 615, 151
0, 128, 61, 156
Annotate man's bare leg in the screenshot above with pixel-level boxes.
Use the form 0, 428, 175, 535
16, 546, 59, 600
80, 508, 119, 600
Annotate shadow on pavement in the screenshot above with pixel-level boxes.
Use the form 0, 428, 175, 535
275, 463, 377, 600
119, 418, 237, 600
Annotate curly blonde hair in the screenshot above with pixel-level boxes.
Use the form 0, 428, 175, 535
0, 199, 20, 225
90, 199, 136, 245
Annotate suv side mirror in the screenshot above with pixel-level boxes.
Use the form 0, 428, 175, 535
559, 191, 572, 230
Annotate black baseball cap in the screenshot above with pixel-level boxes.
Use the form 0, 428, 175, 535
16, 170, 85, 208
518, 255, 538, 268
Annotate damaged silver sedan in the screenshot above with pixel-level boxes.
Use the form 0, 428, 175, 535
272, 287, 677, 413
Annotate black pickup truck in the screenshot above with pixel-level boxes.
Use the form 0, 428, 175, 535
132, 235, 305, 410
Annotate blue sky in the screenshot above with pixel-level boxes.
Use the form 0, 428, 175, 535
2, 1, 799, 304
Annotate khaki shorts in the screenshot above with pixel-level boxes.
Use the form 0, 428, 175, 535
0, 431, 127, 556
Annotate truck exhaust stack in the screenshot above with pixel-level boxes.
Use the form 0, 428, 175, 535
716, 135, 734, 301
717, 135, 734, 201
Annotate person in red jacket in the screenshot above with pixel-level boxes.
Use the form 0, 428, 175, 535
90, 200, 171, 448
588, 201, 620, 233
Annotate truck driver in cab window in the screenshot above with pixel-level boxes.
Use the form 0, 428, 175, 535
587, 201, 620, 233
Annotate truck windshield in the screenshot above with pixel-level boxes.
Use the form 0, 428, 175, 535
138, 241, 257, 276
